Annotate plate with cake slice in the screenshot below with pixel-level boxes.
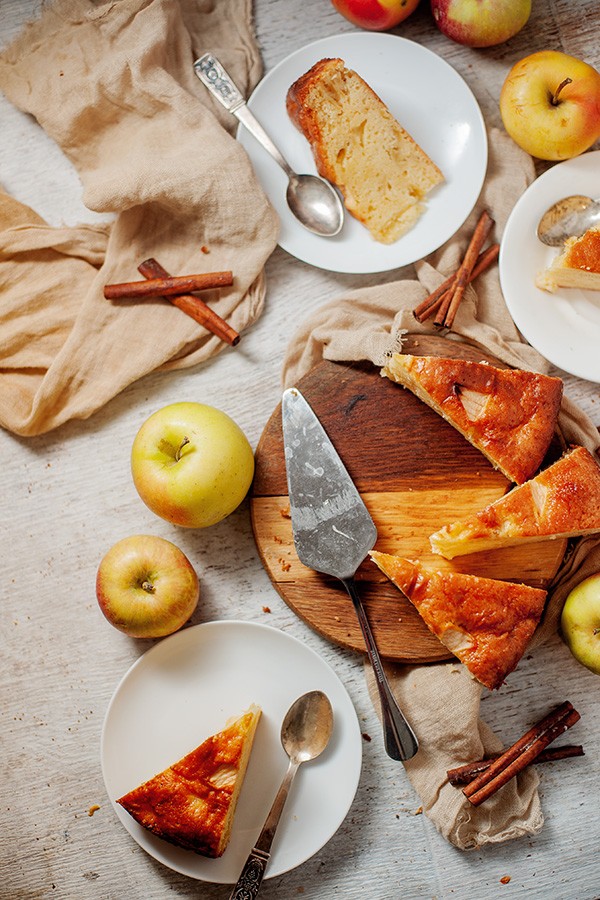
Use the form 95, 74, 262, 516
101, 620, 362, 883
499, 150, 600, 383
237, 32, 487, 273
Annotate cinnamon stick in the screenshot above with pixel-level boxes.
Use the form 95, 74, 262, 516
435, 210, 495, 328
447, 744, 584, 786
463, 701, 580, 806
137, 258, 240, 347
104, 270, 233, 300
413, 243, 499, 324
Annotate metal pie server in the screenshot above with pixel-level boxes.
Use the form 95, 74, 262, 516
281, 387, 419, 762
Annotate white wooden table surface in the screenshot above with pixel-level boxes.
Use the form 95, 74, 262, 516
2, 2, 599, 898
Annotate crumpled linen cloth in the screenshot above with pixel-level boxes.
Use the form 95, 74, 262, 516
0, 0, 279, 436
282, 129, 600, 850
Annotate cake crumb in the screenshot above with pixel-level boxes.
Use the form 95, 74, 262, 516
262, 606, 271, 614
88, 805, 100, 817
500, 876, 511, 885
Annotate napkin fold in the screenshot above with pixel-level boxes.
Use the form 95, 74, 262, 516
282, 129, 600, 850
0, 0, 279, 436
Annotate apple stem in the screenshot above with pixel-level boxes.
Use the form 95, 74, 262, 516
551, 77, 572, 106
175, 436, 190, 461
141, 580, 156, 593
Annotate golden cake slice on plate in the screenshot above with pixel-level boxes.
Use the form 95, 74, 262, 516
536, 226, 600, 292
117, 705, 261, 857
286, 57, 444, 244
370, 551, 547, 690
430, 445, 600, 559
382, 353, 563, 484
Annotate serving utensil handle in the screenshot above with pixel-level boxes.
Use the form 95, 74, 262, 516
193, 53, 292, 177
342, 576, 419, 762
229, 760, 299, 899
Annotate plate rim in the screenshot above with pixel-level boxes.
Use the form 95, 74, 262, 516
238, 31, 488, 274
499, 149, 600, 383
100, 618, 363, 883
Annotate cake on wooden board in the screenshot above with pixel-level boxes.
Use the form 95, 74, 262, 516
430, 445, 600, 559
117, 705, 261, 857
370, 552, 547, 691
382, 353, 563, 485
536, 226, 600, 292
286, 57, 444, 244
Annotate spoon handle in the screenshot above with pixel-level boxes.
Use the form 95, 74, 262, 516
229, 759, 299, 900
194, 53, 292, 177
342, 576, 419, 762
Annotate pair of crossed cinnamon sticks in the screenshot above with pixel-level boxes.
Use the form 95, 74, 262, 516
447, 701, 583, 806
104, 258, 239, 346
413, 209, 499, 329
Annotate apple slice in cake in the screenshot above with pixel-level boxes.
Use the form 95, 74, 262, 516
382, 353, 563, 485
117, 705, 261, 857
430, 445, 600, 559
370, 552, 547, 690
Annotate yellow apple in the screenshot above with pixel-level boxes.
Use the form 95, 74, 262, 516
560, 573, 600, 675
431, 0, 530, 48
131, 401, 254, 528
500, 50, 600, 161
96, 535, 199, 638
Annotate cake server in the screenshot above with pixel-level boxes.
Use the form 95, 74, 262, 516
193, 53, 344, 237
281, 387, 419, 762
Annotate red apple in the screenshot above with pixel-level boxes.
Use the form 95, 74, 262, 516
330, 0, 421, 31
96, 535, 199, 638
431, 0, 530, 47
500, 51, 600, 160
131, 401, 255, 529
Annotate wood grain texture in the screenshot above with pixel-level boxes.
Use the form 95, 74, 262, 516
252, 337, 566, 662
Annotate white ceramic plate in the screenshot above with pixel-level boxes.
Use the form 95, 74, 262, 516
500, 151, 600, 383
101, 620, 362, 884
237, 32, 487, 274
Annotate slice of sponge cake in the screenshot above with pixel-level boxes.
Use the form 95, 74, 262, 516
286, 58, 444, 243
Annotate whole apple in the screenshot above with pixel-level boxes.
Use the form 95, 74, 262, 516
131, 401, 255, 528
96, 535, 199, 638
331, 0, 421, 31
500, 51, 600, 160
560, 572, 600, 675
431, 0, 530, 47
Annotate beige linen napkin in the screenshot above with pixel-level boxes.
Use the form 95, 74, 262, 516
282, 129, 600, 850
0, 0, 279, 436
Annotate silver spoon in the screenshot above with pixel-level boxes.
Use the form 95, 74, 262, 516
194, 53, 344, 237
537, 194, 600, 246
229, 690, 333, 900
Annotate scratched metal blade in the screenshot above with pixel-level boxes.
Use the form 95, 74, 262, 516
281, 387, 377, 580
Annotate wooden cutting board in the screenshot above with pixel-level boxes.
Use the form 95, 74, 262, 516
251, 336, 567, 663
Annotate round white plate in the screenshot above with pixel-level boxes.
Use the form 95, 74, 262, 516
238, 32, 487, 274
101, 620, 362, 884
500, 151, 600, 383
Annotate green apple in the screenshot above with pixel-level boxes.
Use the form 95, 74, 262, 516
96, 535, 199, 638
560, 573, 600, 675
131, 401, 254, 528
500, 50, 600, 160
431, 0, 531, 48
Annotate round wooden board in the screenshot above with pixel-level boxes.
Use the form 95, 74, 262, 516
251, 336, 567, 663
